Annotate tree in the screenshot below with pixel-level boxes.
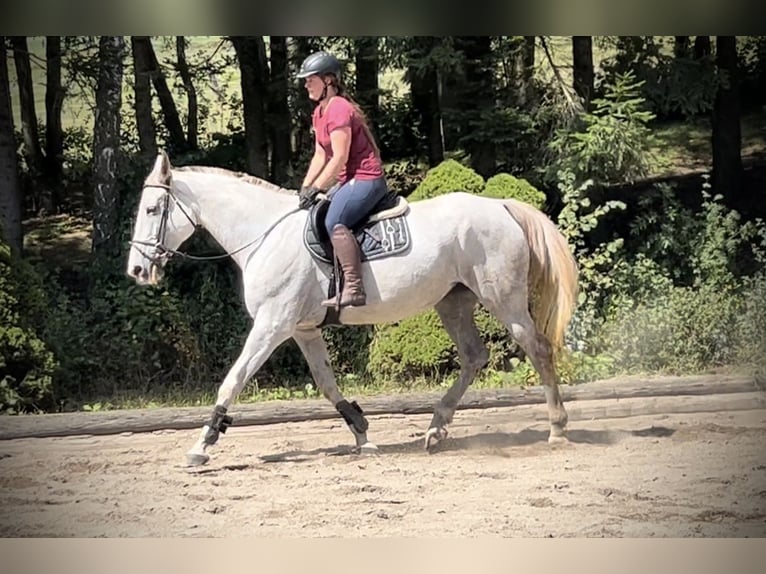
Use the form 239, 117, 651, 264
131, 36, 157, 160
573, 36, 594, 109
674, 36, 691, 59
711, 36, 743, 209
267, 36, 291, 185
10, 37, 46, 210
354, 37, 380, 132
91, 36, 126, 261
231, 36, 269, 178
45, 36, 64, 212
694, 36, 712, 60
455, 36, 496, 178
290, 37, 318, 164
132, 36, 187, 154
0, 37, 22, 256
406, 37, 444, 166
176, 36, 198, 151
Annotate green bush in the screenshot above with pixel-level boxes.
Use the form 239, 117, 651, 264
597, 282, 744, 374
408, 159, 485, 201
0, 242, 57, 412
481, 173, 546, 208
368, 311, 457, 379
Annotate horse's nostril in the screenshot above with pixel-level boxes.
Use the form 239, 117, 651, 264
132, 265, 143, 277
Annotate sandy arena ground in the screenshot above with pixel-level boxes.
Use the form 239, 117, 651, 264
1, 393, 765, 537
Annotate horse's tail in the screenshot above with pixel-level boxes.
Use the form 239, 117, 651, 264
501, 198, 579, 354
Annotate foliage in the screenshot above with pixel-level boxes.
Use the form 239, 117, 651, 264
384, 160, 426, 198
598, 36, 718, 119
586, 178, 766, 375
0, 242, 57, 413
368, 311, 457, 379
482, 173, 546, 208
376, 96, 422, 162
554, 170, 626, 352
408, 159, 485, 201
546, 72, 657, 186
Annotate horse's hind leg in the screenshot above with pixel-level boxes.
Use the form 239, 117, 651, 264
426, 285, 489, 450
487, 298, 568, 444
293, 327, 378, 453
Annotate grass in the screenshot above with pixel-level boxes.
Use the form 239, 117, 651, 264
71, 367, 537, 412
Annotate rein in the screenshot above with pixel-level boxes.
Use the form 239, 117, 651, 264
129, 182, 301, 263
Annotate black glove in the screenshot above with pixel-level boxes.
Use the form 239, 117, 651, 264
298, 185, 321, 209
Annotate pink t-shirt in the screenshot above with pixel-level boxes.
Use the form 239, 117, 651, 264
312, 97, 383, 183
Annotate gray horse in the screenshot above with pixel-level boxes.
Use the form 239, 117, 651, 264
127, 152, 579, 466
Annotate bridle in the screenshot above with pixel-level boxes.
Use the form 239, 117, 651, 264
129, 182, 301, 264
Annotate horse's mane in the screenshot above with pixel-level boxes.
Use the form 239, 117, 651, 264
173, 165, 297, 195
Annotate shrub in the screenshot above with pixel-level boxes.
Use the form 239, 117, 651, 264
482, 173, 546, 208
408, 159, 484, 201
368, 311, 455, 379
0, 242, 57, 412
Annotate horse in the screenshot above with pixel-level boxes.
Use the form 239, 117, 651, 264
127, 151, 579, 467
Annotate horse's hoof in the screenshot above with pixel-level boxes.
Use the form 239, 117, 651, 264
186, 451, 210, 467
359, 442, 379, 455
424, 427, 448, 450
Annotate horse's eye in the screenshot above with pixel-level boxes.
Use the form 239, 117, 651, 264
146, 205, 160, 215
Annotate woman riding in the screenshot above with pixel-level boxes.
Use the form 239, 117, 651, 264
296, 50, 389, 309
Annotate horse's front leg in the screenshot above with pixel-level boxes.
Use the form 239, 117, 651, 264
186, 311, 293, 466
293, 328, 378, 453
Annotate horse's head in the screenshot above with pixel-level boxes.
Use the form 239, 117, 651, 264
126, 151, 199, 285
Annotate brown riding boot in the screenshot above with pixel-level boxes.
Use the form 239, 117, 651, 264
321, 224, 367, 308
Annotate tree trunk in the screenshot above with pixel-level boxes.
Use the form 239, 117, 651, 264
10, 36, 45, 208
131, 37, 157, 161
0, 38, 22, 256
407, 39, 444, 167
572, 36, 594, 109
132, 36, 187, 154
175, 36, 198, 151
455, 36, 496, 178
231, 36, 269, 178
354, 37, 380, 131
694, 36, 712, 60
674, 36, 691, 59
91, 36, 125, 261
290, 37, 315, 166
45, 36, 64, 212
267, 36, 291, 185
711, 36, 743, 209
507, 36, 537, 107
522, 36, 536, 103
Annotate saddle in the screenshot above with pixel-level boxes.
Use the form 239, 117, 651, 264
303, 190, 412, 328
303, 190, 411, 265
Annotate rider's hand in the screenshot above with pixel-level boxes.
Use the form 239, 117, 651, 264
298, 185, 321, 209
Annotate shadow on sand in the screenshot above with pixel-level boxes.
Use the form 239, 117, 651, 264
254, 425, 676, 464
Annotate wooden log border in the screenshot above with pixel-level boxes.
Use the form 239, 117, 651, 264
0, 373, 763, 440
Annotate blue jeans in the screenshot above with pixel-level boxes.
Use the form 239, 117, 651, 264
324, 176, 389, 236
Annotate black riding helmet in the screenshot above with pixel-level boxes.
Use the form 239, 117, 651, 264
296, 51, 342, 80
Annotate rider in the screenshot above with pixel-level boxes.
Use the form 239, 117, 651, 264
297, 50, 389, 309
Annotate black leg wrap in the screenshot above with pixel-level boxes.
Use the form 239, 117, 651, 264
204, 404, 233, 445
336, 399, 369, 434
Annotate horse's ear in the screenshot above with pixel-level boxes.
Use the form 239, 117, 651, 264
150, 149, 172, 185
